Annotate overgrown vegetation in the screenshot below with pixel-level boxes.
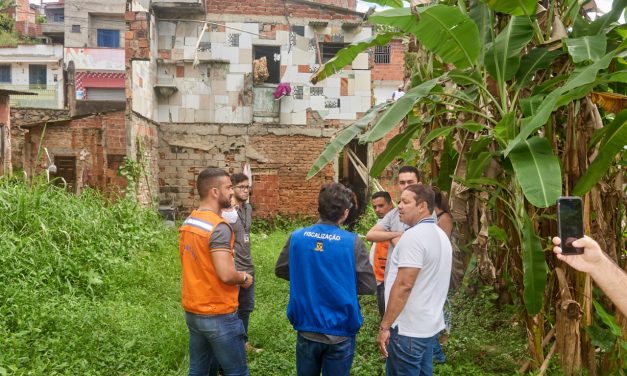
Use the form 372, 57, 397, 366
0, 177, 186, 375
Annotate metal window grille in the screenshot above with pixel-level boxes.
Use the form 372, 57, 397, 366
374, 45, 390, 64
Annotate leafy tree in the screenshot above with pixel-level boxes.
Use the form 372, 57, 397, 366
309, 0, 627, 373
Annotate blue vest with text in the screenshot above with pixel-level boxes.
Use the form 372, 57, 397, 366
287, 223, 362, 337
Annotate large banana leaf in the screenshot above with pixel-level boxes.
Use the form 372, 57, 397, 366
574, 0, 627, 37
504, 51, 616, 156
311, 32, 401, 84
469, 0, 493, 63
508, 136, 562, 208
368, 7, 424, 35
520, 95, 544, 117
412, 5, 481, 69
466, 151, 494, 180
306, 103, 389, 180
564, 35, 607, 63
572, 109, 627, 195
522, 212, 547, 315
483, 0, 537, 16
493, 112, 516, 147
361, 77, 440, 142
515, 47, 563, 89
485, 16, 534, 83
370, 121, 422, 177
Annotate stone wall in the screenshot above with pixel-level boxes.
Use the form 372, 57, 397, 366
11, 108, 71, 127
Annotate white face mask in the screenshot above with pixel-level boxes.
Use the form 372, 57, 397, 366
221, 209, 238, 224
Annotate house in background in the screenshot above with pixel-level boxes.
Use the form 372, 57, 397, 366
0, 44, 64, 109
41, 0, 65, 44
63, 0, 126, 106
371, 37, 406, 104
126, 0, 375, 217
6, 0, 42, 39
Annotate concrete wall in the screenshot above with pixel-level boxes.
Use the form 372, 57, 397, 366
64, 0, 126, 48
154, 20, 372, 124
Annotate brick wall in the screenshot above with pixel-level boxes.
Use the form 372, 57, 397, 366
14, 111, 128, 195
0, 96, 10, 175
204, 0, 361, 20
371, 39, 405, 82
248, 134, 335, 218
157, 124, 335, 219
128, 114, 159, 205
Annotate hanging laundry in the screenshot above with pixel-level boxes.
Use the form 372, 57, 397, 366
273, 82, 292, 100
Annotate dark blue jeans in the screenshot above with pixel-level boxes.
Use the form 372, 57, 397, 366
185, 311, 249, 376
296, 333, 355, 376
386, 327, 437, 376
237, 272, 255, 337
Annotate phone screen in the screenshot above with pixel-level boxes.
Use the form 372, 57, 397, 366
557, 197, 584, 255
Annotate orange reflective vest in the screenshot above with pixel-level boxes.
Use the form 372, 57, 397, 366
373, 241, 389, 283
179, 210, 238, 315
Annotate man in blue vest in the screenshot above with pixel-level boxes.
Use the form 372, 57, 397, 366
275, 183, 376, 376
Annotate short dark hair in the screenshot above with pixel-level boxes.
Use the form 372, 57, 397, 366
432, 185, 450, 213
372, 191, 392, 204
231, 172, 249, 186
404, 184, 434, 213
197, 168, 229, 199
398, 165, 421, 182
318, 183, 353, 222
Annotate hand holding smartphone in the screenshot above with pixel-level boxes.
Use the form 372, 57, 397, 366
556, 196, 584, 255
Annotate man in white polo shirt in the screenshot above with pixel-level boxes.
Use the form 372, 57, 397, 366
376, 184, 452, 376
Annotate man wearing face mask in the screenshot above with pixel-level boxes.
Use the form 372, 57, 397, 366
226, 173, 258, 352
180, 167, 253, 376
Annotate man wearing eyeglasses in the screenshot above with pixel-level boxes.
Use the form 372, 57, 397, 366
229, 173, 258, 352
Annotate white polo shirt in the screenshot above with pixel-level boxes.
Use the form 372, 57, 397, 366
384, 217, 452, 338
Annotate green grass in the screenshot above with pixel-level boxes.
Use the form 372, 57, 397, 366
0, 178, 533, 375
246, 228, 530, 376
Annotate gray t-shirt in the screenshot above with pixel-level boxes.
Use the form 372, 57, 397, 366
232, 203, 253, 273
210, 222, 233, 251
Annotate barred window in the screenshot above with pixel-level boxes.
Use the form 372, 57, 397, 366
374, 45, 390, 64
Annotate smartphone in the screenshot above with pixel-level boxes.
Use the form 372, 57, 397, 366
556, 196, 584, 255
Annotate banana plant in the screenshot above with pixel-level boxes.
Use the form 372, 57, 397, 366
308, 0, 627, 372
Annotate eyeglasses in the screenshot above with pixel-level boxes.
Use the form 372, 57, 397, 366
235, 185, 251, 190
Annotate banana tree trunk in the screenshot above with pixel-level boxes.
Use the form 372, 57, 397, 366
555, 267, 582, 374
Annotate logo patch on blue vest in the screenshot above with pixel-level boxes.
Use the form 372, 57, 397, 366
315, 242, 324, 252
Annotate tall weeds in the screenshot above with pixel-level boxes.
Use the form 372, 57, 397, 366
0, 177, 186, 375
